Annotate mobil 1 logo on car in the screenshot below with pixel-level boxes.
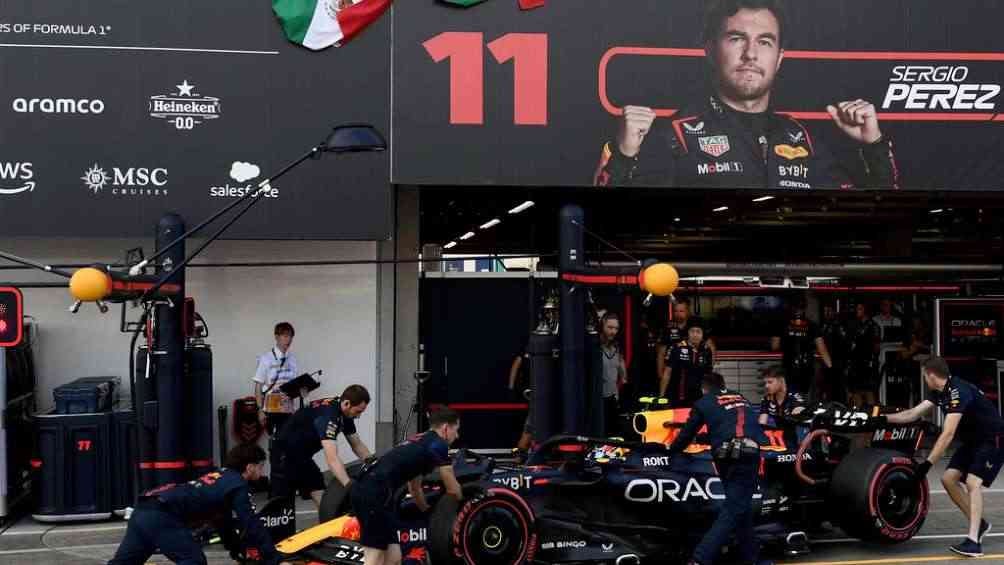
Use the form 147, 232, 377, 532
148, 80, 221, 131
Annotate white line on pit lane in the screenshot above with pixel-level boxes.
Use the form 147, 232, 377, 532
1, 510, 318, 536
813, 532, 1004, 545
931, 488, 1004, 494
0, 543, 120, 555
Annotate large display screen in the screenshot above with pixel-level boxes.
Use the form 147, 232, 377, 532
393, 0, 1004, 191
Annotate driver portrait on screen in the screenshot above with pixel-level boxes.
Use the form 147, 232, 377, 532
594, 0, 900, 190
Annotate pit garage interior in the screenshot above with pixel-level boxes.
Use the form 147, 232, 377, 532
5, 184, 1004, 564
415, 187, 1004, 564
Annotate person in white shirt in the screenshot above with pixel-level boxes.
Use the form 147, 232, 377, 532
872, 299, 904, 343
253, 321, 306, 436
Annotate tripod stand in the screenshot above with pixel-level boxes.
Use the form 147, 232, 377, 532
399, 370, 431, 443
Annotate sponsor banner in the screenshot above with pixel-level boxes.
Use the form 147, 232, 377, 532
0, 0, 389, 239
393, 0, 1004, 190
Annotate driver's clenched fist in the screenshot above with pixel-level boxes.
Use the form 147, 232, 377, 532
617, 105, 657, 157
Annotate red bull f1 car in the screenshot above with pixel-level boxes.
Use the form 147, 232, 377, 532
255, 403, 931, 564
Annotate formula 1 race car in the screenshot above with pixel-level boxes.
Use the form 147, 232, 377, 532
258, 403, 931, 564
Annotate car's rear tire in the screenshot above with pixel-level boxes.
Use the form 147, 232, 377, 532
830, 448, 929, 543
429, 482, 536, 565
318, 480, 351, 523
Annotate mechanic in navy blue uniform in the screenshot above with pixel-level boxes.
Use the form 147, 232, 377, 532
351, 408, 463, 565
669, 372, 769, 565
656, 299, 718, 390
107, 444, 277, 565
757, 366, 807, 427
770, 299, 832, 398
661, 319, 714, 407
820, 303, 848, 403
272, 384, 372, 507
594, 0, 899, 191
845, 303, 882, 408
886, 357, 1004, 558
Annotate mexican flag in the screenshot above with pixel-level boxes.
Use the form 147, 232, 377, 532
273, 0, 392, 50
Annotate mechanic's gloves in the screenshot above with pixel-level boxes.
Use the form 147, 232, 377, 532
870, 415, 888, 427
915, 460, 933, 477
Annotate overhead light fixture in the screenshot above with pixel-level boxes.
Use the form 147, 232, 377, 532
713, 206, 729, 212
443, 241, 457, 249
752, 195, 775, 202
673, 217, 681, 222
508, 201, 535, 214
929, 208, 944, 214
480, 218, 501, 229
459, 232, 475, 240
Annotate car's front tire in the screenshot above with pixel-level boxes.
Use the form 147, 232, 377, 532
429, 482, 536, 565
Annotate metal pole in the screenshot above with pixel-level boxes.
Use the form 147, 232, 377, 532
129, 147, 321, 275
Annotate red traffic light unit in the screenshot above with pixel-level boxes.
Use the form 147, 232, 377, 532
0, 286, 24, 347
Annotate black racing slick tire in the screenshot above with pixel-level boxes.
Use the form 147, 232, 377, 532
829, 448, 929, 543
318, 480, 351, 523
429, 482, 536, 565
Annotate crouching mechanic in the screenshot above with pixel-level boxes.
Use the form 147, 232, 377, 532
669, 372, 771, 565
108, 444, 278, 565
273, 384, 372, 507
351, 408, 464, 565
883, 356, 1004, 557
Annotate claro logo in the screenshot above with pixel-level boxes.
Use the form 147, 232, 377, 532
13, 97, 105, 114
261, 507, 294, 528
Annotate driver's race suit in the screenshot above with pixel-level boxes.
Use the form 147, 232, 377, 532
594, 95, 900, 190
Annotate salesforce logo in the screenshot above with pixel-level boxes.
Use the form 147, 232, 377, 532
12, 97, 105, 114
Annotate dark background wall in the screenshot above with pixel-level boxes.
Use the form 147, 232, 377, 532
0, 0, 390, 239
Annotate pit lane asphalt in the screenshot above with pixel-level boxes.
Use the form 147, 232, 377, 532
5, 461, 1004, 564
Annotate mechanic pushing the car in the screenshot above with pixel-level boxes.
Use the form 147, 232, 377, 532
669, 372, 770, 565
884, 356, 1004, 558
107, 444, 278, 565
272, 384, 372, 507
350, 407, 463, 565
